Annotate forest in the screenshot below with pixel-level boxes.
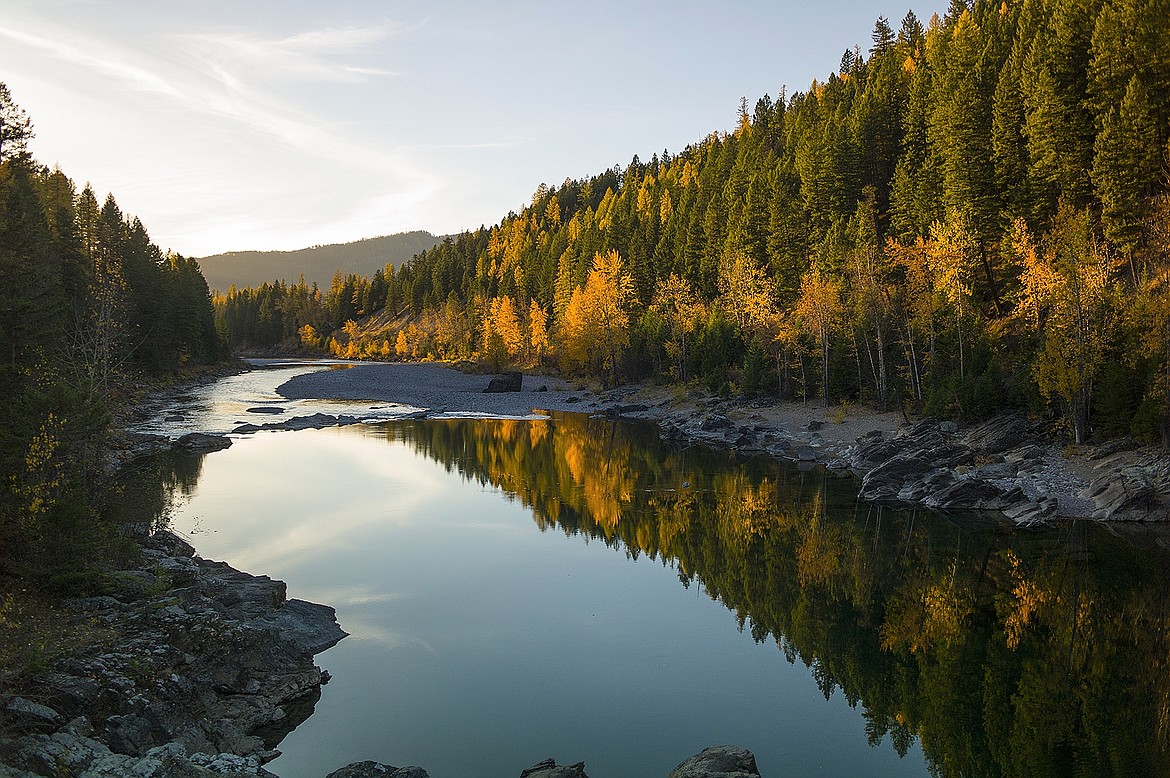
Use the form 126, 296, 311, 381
216, 0, 1170, 447
0, 83, 222, 585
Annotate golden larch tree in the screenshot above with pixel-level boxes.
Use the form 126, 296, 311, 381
559, 250, 635, 381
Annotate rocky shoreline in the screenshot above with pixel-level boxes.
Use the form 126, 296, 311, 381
6, 360, 1165, 777
647, 403, 1170, 524
271, 361, 1170, 523
0, 524, 762, 778
0, 530, 346, 776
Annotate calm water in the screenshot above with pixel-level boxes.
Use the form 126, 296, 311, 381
153, 369, 1170, 778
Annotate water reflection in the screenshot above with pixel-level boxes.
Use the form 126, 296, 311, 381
152, 414, 1170, 777
377, 413, 1170, 777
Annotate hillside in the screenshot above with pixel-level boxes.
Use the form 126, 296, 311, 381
196, 230, 443, 292
213, 3, 1170, 448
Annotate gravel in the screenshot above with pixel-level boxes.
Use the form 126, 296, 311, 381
276, 363, 580, 417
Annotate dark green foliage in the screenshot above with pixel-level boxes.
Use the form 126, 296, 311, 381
0, 83, 223, 588
691, 312, 742, 393
741, 337, 774, 397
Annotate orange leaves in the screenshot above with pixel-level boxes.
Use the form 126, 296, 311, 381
1010, 206, 1118, 442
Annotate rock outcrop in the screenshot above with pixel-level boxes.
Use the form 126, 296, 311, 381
0, 531, 347, 777
174, 432, 233, 454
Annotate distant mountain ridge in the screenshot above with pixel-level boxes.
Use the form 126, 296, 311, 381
196, 230, 443, 292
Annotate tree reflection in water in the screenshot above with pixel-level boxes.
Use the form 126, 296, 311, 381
369, 412, 1170, 778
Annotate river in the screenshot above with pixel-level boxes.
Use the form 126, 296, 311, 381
144, 363, 1170, 777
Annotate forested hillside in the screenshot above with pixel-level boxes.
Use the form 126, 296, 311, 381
196, 230, 442, 293
216, 0, 1170, 446
0, 84, 222, 585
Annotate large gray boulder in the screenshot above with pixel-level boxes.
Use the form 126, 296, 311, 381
667, 745, 760, 778
484, 371, 523, 393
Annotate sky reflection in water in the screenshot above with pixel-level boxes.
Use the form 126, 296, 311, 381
167, 424, 931, 778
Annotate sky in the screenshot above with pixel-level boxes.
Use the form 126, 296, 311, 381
0, 0, 950, 258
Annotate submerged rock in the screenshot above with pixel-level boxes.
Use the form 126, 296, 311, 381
668, 745, 761, 778
520, 758, 589, 778
326, 762, 430, 778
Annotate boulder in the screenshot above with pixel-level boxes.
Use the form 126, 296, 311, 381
793, 446, 819, 462
484, 371, 523, 393
148, 530, 196, 558
961, 413, 1033, 455
326, 761, 429, 778
668, 745, 760, 778
5, 697, 64, 733
173, 433, 232, 454
921, 477, 1017, 512
520, 758, 589, 778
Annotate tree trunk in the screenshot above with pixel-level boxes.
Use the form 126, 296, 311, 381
821, 327, 830, 408
800, 352, 808, 404
979, 241, 1005, 317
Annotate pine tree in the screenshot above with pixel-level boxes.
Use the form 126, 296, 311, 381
1093, 76, 1161, 258
0, 83, 34, 166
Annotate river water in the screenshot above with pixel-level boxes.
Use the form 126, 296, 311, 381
148, 364, 1170, 777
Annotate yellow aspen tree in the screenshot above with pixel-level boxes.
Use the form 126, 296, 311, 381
394, 329, 409, 359
1014, 206, 1117, 443
406, 323, 423, 359
927, 211, 976, 382
717, 250, 777, 337
795, 268, 844, 407
652, 273, 706, 381
887, 236, 932, 403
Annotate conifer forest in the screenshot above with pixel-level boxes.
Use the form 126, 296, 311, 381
216, 1, 1170, 449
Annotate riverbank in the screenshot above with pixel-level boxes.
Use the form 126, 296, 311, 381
275, 362, 1170, 523
0, 523, 759, 777
0, 530, 345, 776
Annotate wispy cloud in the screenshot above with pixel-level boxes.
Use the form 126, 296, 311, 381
177, 24, 408, 84
2, 11, 444, 253
0, 26, 180, 97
